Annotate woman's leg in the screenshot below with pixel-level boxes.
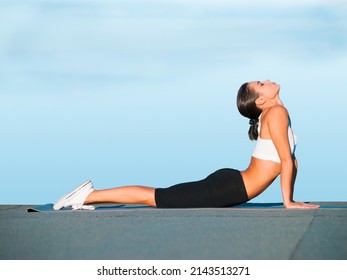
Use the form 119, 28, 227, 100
84, 186, 157, 207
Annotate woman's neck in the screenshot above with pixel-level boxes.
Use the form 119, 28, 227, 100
262, 95, 283, 110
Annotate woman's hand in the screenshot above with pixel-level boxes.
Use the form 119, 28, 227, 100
285, 201, 320, 209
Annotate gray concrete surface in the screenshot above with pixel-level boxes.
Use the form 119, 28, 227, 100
0, 202, 346, 260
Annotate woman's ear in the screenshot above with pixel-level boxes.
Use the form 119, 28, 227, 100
255, 96, 266, 106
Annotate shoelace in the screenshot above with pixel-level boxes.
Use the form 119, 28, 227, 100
72, 204, 95, 210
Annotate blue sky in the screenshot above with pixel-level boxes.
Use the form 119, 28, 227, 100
0, 0, 346, 204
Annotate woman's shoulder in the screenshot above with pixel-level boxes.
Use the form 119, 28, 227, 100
261, 106, 290, 131
264, 105, 289, 120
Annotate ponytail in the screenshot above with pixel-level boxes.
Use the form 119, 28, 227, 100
248, 118, 259, 141
236, 82, 262, 141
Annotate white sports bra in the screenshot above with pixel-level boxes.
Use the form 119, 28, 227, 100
252, 115, 297, 163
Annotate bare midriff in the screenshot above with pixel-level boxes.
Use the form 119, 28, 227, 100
240, 157, 281, 200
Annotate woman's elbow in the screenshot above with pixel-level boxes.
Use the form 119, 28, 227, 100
293, 158, 298, 169
280, 157, 294, 169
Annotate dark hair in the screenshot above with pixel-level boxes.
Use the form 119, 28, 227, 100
236, 82, 262, 141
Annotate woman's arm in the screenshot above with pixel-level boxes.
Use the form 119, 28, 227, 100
291, 158, 298, 202
267, 107, 319, 209
286, 158, 319, 209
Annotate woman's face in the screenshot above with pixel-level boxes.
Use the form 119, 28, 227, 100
248, 80, 280, 100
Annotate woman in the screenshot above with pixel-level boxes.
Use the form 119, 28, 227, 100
54, 80, 319, 210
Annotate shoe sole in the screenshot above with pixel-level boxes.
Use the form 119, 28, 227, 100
53, 180, 92, 210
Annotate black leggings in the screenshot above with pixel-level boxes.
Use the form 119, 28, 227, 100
155, 168, 249, 208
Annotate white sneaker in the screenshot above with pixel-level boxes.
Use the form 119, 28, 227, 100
53, 180, 95, 210
71, 204, 95, 211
